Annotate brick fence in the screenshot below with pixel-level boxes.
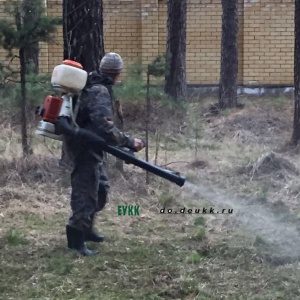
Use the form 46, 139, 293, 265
0, 0, 295, 86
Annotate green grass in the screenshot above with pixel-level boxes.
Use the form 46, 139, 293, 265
2, 208, 300, 300
3, 229, 29, 246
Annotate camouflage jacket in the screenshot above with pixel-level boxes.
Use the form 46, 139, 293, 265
64, 72, 135, 161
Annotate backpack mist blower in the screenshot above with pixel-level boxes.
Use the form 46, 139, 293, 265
35, 60, 186, 187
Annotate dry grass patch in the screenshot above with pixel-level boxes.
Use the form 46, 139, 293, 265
2, 96, 300, 299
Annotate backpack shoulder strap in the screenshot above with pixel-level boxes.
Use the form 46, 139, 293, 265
70, 91, 82, 128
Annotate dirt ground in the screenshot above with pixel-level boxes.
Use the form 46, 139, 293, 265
1, 95, 300, 299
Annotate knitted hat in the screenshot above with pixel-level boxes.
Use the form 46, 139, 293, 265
100, 52, 124, 74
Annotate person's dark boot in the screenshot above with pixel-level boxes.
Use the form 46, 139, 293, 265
84, 214, 105, 243
66, 225, 99, 256
85, 228, 105, 243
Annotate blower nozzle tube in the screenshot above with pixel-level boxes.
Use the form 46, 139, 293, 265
57, 117, 186, 187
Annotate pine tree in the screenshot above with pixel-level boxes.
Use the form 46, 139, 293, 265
164, 0, 187, 102
0, 0, 61, 157
63, 0, 105, 72
219, 0, 239, 109
291, 0, 300, 145
60, 0, 106, 167
23, 0, 40, 74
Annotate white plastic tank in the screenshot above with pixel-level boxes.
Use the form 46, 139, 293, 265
51, 60, 88, 94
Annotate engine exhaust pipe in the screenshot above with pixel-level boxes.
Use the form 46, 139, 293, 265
56, 117, 186, 187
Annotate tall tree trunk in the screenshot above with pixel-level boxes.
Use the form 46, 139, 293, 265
60, 0, 105, 166
20, 47, 32, 157
16, 5, 32, 157
219, 0, 239, 109
63, 0, 105, 72
23, 0, 39, 74
22, 0, 40, 147
291, 0, 300, 146
164, 0, 187, 101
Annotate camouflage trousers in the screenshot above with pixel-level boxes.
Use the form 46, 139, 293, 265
68, 152, 110, 231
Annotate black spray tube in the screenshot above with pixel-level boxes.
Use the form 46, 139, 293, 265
56, 117, 186, 187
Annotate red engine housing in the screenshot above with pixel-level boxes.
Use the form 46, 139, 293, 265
41, 95, 63, 123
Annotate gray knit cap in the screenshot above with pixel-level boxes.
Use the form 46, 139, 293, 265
100, 52, 124, 74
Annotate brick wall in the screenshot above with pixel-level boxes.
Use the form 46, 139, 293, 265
0, 0, 295, 85
47, 0, 63, 71
103, 0, 142, 79
0, 3, 19, 71
185, 0, 222, 84
242, 0, 294, 85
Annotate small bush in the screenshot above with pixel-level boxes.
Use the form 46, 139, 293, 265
186, 251, 205, 264
158, 192, 174, 206
4, 229, 29, 246
192, 227, 206, 241
194, 216, 206, 226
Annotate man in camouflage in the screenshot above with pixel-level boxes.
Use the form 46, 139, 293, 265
65, 52, 145, 256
